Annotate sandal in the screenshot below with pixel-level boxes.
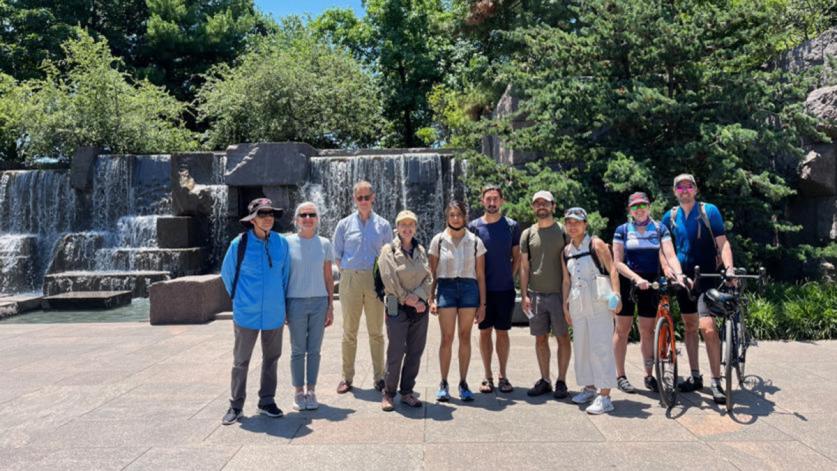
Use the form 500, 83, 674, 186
497, 377, 514, 393
479, 378, 495, 393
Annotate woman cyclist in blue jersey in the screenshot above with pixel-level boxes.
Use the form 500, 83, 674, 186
611, 192, 685, 394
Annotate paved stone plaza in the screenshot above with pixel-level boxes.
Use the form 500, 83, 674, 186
1, 302, 836, 470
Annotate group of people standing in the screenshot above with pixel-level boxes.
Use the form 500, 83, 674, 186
218, 172, 735, 424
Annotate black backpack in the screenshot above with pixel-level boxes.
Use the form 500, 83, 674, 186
562, 236, 608, 276
230, 231, 249, 300
372, 244, 393, 302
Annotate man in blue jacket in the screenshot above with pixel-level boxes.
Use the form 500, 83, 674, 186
220, 197, 291, 425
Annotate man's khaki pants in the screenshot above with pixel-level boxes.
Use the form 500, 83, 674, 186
339, 269, 385, 383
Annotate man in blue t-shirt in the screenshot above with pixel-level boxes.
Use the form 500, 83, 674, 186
662, 173, 735, 404
468, 185, 521, 394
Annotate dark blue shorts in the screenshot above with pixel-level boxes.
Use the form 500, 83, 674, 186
436, 278, 480, 309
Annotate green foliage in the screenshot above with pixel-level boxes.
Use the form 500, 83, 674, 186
197, 18, 382, 150
314, 1, 454, 147
747, 282, 837, 340
0, 1, 271, 105
17, 30, 196, 159
138, 0, 274, 102
460, 0, 824, 269
0, 72, 25, 161
0, 0, 148, 81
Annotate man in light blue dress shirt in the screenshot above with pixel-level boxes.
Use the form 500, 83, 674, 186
333, 180, 393, 393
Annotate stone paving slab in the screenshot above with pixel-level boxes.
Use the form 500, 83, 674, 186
0, 301, 835, 469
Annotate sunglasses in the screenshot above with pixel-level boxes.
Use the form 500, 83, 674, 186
298, 212, 318, 219
675, 184, 695, 192
256, 210, 275, 218
629, 203, 649, 211
355, 194, 373, 202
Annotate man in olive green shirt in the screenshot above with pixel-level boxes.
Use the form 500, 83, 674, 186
520, 190, 571, 399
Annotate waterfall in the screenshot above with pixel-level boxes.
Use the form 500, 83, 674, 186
0, 170, 78, 294
304, 153, 456, 244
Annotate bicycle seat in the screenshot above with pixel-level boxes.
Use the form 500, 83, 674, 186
704, 288, 737, 316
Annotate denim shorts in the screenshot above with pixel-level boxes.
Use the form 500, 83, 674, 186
436, 278, 480, 309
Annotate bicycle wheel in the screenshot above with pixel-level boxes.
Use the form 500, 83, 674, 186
654, 316, 677, 409
724, 318, 734, 412
736, 309, 749, 385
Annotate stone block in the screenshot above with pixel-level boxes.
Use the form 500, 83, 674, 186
788, 195, 837, 244
103, 248, 208, 277
799, 143, 837, 197
806, 86, 837, 140
156, 217, 200, 248
43, 271, 170, 298
70, 146, 103, 191
47, 232, 106, 273
225, 142, 316, 187
149, 274, 231, 325
42, 291, 132, 310
170, 152, 223, 187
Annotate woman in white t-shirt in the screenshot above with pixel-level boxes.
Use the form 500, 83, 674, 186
428, 200, 486, 402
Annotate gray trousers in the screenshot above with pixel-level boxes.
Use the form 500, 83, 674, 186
230, 324, 283, 409
384, 307, 429, 397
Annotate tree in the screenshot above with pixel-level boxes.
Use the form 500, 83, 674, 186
0, 0, 148, 81
17, 29, 196, 159
135, 0, 275, 102
197, 18, 383, 150
314, 1, 454, 147
464, 0, 823, 269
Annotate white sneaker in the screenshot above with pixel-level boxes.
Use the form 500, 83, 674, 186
586, 395, 615, 415
572, 387, 597, 404
306, 392, 319, 410
293, 392, 306, 411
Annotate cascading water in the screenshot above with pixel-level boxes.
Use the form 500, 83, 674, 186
207, 152, 229, 269
0, 170, 78, 294
303, 153, 457, 244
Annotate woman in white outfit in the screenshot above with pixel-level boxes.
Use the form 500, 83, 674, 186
560, 207, 622, 415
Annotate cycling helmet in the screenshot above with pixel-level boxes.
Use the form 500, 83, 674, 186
703, 289, 737, 316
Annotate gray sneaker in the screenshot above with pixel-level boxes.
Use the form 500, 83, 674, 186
222, 407, 242, 425
306, 392, 319, 410
617, 376, 637, 394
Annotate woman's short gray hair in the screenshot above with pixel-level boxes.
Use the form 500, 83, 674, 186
293, 201, 320, 232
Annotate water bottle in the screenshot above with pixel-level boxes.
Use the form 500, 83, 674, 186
608, 293, 620, 310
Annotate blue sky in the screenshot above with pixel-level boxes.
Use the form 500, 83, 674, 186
254, 1, 365, 20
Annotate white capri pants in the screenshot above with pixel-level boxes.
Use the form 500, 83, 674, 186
571, 310, 618, 389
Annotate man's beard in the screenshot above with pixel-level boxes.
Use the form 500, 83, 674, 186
485, 205, 499, 214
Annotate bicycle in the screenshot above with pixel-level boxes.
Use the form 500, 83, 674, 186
693, 266, 765, 412
633, 277, 680, 410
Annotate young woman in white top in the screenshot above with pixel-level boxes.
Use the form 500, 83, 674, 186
428, 200, 487, 402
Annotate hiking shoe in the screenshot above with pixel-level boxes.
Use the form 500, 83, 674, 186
527, 378, 553, 397
374, 379, 385, 392
381, 395, 395, 412
292, 392, 306, 411
258, 403, 283, 418
677, 374, 703, 393
572, 387, 597, 404
305, 392, 319, 410
586, 395, 615, 415
710, 381, 726, 404
436, 380, 451, 402
617, 376, 636, 394
337, 380, 352, 394
459, 381, 475, 402
644, 375, 659, 393
553, 379, 569, 399
221, 407, 242, 425
401, 393, 422, 408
